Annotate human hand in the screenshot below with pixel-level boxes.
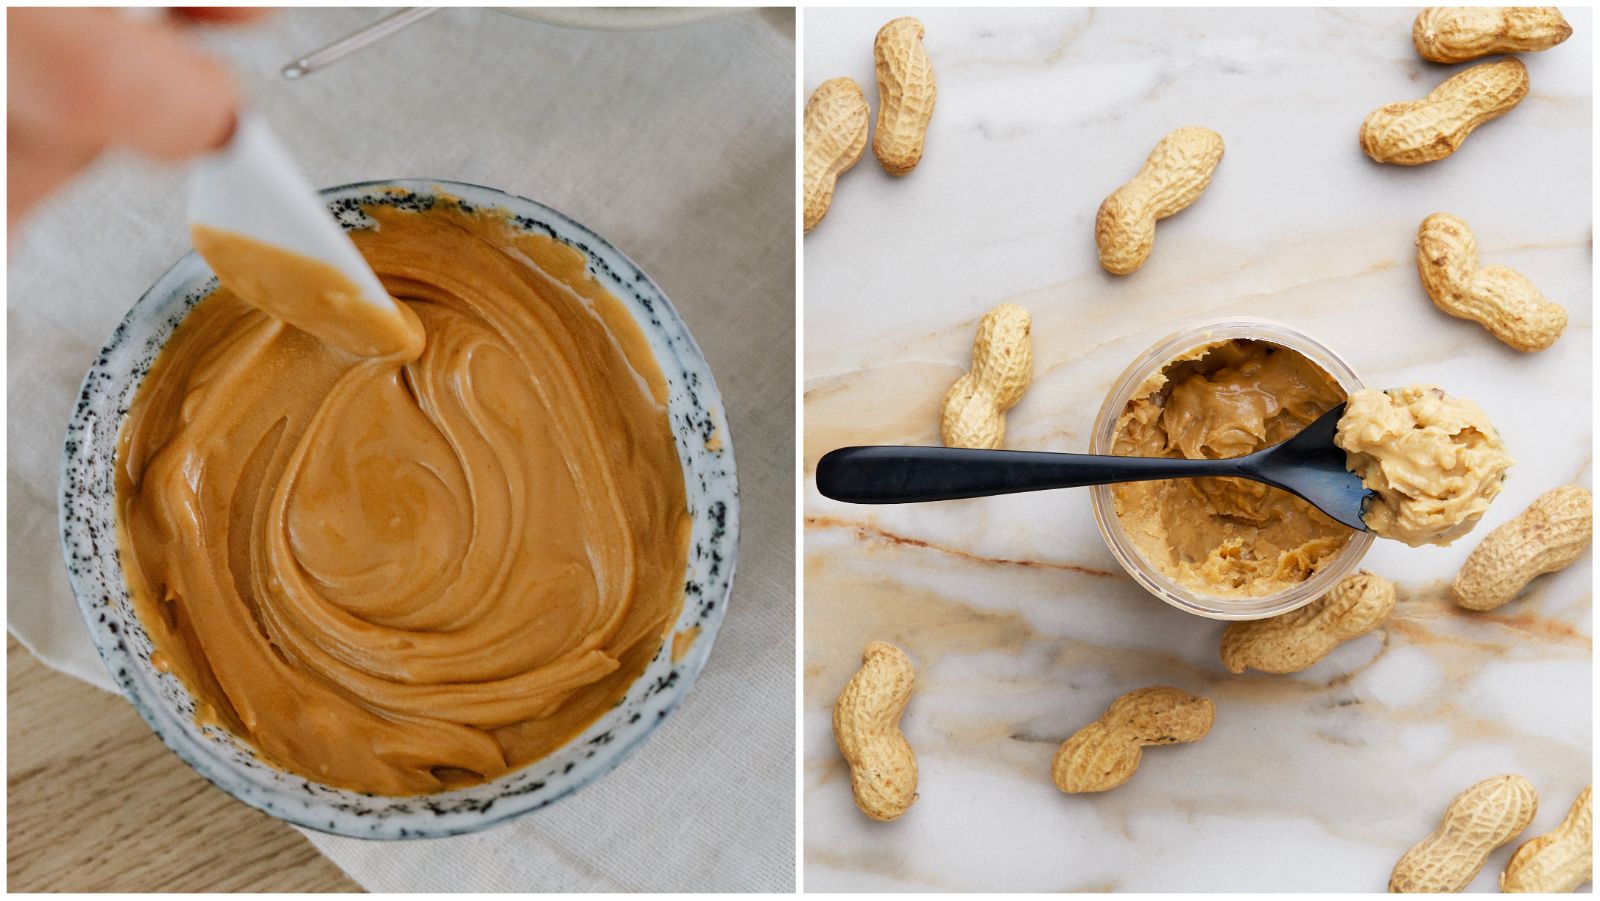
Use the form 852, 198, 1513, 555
7, 7, 269, 228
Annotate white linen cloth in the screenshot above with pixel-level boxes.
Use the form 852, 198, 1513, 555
8, 7, 795, 892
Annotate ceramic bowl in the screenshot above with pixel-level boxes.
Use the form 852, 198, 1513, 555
59, 179, 739, 839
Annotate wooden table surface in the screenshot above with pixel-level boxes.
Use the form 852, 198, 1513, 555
7, 637, 362, 892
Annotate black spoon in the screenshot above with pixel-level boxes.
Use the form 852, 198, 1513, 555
815, 403, 1373, 532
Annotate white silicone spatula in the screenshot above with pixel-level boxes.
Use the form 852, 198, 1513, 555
187, 114, 421, 358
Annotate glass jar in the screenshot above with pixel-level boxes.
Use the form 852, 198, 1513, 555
1088, 317, 1374, 620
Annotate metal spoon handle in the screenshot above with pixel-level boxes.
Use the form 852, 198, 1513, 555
815, 445, 1243, 504
282, 8, 443, 80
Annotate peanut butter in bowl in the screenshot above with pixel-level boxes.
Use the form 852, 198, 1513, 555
64, 181, 738, 836
118, 198, 691, 796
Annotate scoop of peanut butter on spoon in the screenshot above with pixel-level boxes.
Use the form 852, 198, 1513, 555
819, 386, 1511, 547
187, 115, 423, 360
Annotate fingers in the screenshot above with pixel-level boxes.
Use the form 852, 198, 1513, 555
9, 8, 241, 161
80, 9, 242, 158
8, 7, 264, 226
171, 8, 275, 25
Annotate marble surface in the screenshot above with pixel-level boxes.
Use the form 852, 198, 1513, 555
802, 8, 1591, 893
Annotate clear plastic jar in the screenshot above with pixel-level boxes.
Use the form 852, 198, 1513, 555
1088, 317, 1374, 620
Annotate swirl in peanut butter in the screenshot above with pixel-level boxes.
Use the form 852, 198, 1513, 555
1110, 339, 1352, 598
116, 201, 691, 795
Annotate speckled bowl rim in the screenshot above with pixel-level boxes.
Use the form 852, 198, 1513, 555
58, 179, 740, 839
